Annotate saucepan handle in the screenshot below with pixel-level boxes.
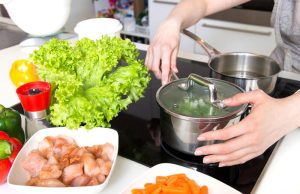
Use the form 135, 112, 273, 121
187, 74, 218, 102
182, 29, 222, 58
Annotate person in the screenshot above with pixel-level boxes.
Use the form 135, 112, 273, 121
145, 0, 300, 167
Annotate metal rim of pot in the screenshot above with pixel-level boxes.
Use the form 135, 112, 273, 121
156, 77, 248, 123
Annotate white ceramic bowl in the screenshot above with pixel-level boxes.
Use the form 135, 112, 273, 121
74, 18, 123, 40
7, 127, 119, 194
2, 0, 71, 37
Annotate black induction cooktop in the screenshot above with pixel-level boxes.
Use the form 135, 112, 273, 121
11, 50, 300, 194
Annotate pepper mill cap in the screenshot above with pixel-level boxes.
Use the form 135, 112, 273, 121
16, 81, 51, 112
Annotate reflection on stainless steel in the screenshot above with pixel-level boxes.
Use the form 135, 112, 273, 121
160, 111, 241, 154
24, 109, 52, 139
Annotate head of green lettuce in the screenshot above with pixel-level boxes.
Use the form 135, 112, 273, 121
29, 36, 151, 129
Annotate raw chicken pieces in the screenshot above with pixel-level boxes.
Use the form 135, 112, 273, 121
22, 135, 114, 187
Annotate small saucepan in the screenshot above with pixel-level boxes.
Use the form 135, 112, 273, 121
156, 73, 247, 155
182, 29, 281, 94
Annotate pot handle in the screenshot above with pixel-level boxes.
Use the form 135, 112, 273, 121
187, 74, 218, 103
182, 29, 222, 58
170, 73, 217, 101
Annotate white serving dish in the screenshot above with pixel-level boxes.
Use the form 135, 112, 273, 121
121, 163, 242, 194
7, 127, 119, 194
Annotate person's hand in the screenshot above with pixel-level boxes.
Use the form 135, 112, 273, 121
194, 89, 300, 167
145, 19, 181, 85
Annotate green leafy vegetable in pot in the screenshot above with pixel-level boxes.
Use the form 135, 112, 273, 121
29, 36, 151, 129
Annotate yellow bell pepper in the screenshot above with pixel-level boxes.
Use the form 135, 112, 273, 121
10, 59, 39, 87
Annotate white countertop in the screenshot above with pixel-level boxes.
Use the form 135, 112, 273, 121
1, 39, 300, 194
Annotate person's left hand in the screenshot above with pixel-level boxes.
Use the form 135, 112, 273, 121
194, 89, 300, 167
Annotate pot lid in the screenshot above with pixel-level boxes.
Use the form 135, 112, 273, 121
156, 75, 246, 119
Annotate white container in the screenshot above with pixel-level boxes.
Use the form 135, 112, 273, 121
74, 18, 123, 40
0, 0, 71, 37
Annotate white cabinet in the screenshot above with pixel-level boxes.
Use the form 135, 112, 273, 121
149, 0, 276, 56
194, 18, 276, 56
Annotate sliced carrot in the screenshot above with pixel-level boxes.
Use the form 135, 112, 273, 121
131, 173, 208, 194
186, 179, 201, 194
156, 176, 167, 184
151, 186, 162, 194
199, 185, 209, 194
145, 183, 161, 194
132, 188, 145, 194
167, 173, 187, 180
166, 175, 178, 186
162, 185, 189, 194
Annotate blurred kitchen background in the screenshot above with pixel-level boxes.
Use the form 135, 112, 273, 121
0, 0, 275, 55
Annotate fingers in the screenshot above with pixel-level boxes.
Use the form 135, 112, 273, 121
145, 28, 180, 85
145, 44, 178, 85
224, 89, 268, 107
195, 132, 251, 157
161, 46, 172, 85
218, 153, 258, 167
152, 46, 162, 79
201, 146, 256, 165
145, 47, 153, 70
170, 47, 179, 73
195, 133, 262, 166
197, 121, 247, 141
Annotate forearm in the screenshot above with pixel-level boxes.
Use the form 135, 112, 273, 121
165, 0, 251, 31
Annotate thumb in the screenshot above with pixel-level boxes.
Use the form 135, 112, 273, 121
223, 89, 266, 107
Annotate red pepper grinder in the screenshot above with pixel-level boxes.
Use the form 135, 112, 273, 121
16, 81, 52, 139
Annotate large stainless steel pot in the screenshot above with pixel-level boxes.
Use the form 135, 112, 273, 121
156, 74, 247, 155
183, 29, 281, 94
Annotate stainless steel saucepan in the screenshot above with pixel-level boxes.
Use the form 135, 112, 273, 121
156, 73, 247, 155
182, 29, 281, 94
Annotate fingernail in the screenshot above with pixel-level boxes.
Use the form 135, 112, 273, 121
197, 136, 205, 141
219, 163, 226, 167
203, 158, 210, 164
194, 150, 203, 156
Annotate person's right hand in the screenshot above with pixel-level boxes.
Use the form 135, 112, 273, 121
145, 19, 181, 85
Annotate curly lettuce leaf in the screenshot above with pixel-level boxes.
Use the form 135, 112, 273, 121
29, 36, 150, 129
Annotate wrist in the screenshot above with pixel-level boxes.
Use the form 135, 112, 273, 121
164, 16, 182, 31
